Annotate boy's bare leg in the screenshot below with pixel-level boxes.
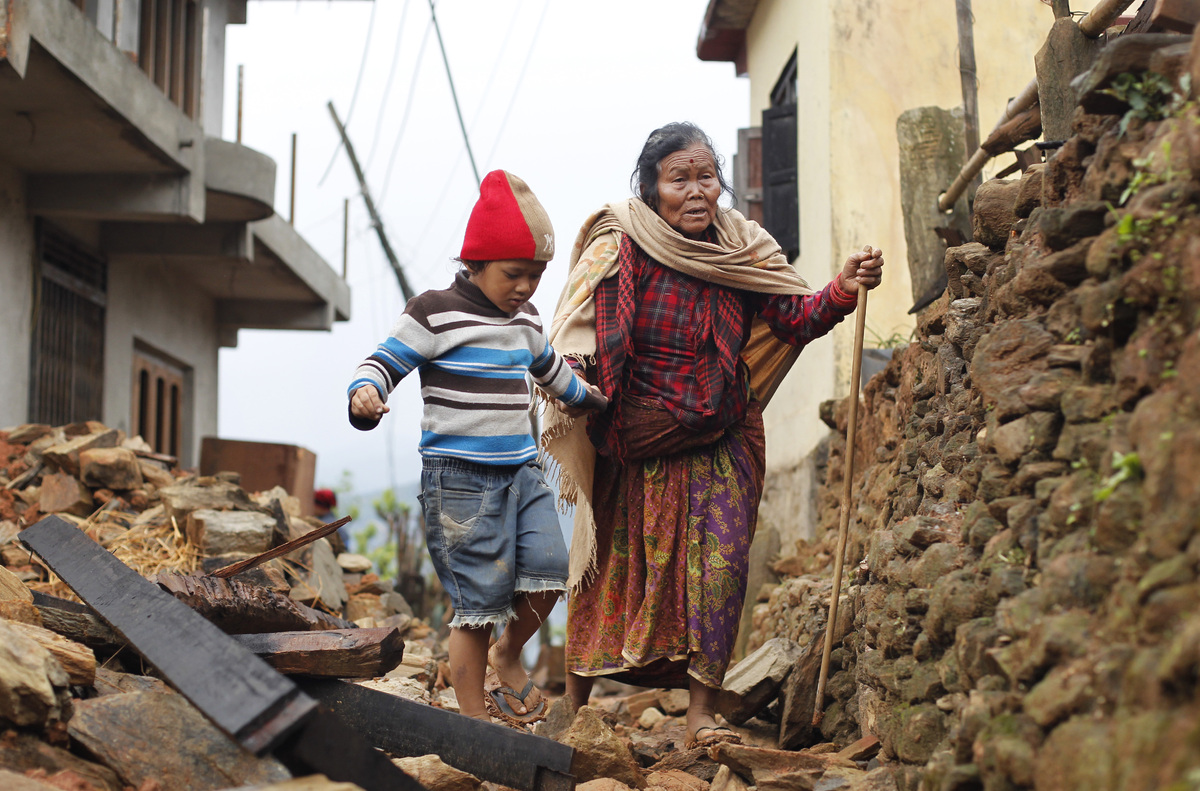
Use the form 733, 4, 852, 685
565, 672, 594, 712
488, 591, 559, 713
449, 625, 493, 720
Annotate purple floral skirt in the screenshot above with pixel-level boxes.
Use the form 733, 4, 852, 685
565, 395, 765, 689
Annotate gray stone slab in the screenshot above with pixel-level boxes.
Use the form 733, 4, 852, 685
897, 107, 973, 308
68, 691, 291, 791
1036, 18, 1103, 141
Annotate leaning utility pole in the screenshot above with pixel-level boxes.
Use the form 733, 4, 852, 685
327, 101, 416, 302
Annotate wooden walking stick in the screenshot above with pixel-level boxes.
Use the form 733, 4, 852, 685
812, 251, 871, 727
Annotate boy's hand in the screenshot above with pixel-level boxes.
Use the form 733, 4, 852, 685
554, 383, 607, 418
350, 386, 390, 421
584, 382, 609, 411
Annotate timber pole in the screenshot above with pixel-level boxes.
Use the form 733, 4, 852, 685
955, 0, 981, 192
327, 101, 416, 303
813, 277, 869, 726
936, 0, 1137, 212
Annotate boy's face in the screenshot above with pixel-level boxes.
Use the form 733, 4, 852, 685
469, 259, 546, 313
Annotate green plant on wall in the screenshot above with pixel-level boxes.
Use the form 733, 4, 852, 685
1100, 71, 1191, 138
1120, 140, 1191, 205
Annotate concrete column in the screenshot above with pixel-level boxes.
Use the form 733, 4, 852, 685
0, 161, 35, 427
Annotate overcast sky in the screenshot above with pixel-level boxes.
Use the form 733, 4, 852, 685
216, 0, 750, 498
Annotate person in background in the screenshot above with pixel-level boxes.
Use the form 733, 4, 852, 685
313, 487, 348, 553
346, 170, 607, 727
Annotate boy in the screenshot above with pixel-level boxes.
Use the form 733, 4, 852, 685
348, 170, 606, 725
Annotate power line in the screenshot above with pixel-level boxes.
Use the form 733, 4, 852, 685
365, 0, 414, 171
398, 0, 525, 247
484, 0, 551, 166
377, 19, 435, 208
317, 0, 379, 188
409, 0, 550, 257
427, 0, 480, 188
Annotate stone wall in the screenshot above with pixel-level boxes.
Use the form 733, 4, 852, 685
750, 34, 1200, 791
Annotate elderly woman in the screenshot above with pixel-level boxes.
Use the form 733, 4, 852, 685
542, 122, 883, 748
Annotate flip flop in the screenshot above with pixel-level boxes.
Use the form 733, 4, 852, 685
484, 670, 546, 726
684, 725, 743, 750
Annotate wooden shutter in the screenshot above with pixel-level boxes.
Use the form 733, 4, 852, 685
761, 103, 799, 259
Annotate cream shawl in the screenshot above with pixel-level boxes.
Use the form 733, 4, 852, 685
541, 198, 815, 589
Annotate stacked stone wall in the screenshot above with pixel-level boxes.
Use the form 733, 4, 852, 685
750, 36, 1200, 791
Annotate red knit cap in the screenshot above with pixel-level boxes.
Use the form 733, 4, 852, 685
460, 170, 555, 263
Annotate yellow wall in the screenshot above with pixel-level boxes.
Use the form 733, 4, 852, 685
743, 0, 1058, 470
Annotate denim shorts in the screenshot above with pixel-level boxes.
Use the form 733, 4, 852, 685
417, 457, 568, 629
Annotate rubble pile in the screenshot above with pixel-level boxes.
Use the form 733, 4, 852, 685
0, 420, 451, 790
743, 31, 1200, 791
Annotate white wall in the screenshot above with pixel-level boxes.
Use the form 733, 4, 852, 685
104, 260, 221, 466
0, 161, 34, 429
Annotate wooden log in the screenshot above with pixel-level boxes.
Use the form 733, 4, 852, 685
980, 104, 1043, 155
32, 591, 126, 653
210, 514, 351, 580
155, 572, 354, 634
232, 628, 405, 678
296, 678, 576, 791
5, 620, 96, 685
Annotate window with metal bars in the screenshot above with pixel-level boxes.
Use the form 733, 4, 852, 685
29, 225, 107, 426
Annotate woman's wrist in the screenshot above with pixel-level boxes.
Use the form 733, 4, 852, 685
830, 274, 858, 307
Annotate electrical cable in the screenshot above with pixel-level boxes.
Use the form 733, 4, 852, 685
365, 0, 414, 171
427, 0, 480, 187
483, 0, 551, 166
407, 0, 549, 260
399, 0, 526, 253
317, 0, 379, 187
376, 19, 435, 208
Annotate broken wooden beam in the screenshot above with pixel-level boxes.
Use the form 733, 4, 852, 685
155, 572, 354, 634
20, 516, 315, 753
296, 678, 576, 791
19, 515, 424, 791
210, 515, 352, 579
31, 591, 126, 654
232, 627, 405, 678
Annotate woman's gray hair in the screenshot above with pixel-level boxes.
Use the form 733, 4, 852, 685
631, 122, 735, 211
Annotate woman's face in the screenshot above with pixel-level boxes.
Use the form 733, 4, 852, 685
654, 144, 721, 238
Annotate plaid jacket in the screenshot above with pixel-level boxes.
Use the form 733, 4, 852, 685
584, 235, 856, 455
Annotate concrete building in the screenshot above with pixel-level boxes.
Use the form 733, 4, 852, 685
695, 0, 1067, 644
0, 0, 348, 466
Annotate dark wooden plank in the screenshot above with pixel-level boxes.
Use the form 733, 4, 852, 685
296, 678, 576, 791
19, 516, 315, 753
276, 709, 426, 791
232, 627, 405, 678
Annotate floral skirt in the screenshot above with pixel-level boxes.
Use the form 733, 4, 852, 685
565, 396, 765, 689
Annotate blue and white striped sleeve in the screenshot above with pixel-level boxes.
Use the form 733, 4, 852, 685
347, 313, 434, 402
530, 338, 603, 409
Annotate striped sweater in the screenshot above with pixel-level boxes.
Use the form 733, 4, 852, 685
348, 272, 603, 465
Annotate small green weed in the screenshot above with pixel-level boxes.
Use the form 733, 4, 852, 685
1094, 451, 1143, 502
1101, 71, 1190, 138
